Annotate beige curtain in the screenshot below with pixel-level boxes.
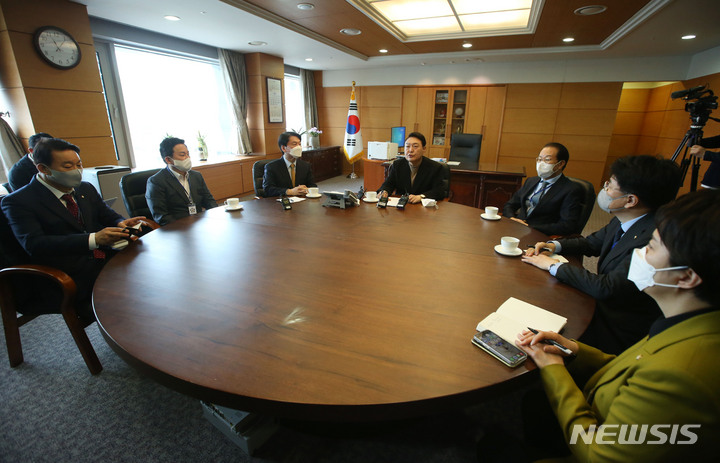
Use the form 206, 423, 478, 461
301, 69, 318, 135
0, 115, 24, 184
218, 49, 252, 154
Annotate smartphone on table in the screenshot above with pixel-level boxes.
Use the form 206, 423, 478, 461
471, 329, 527, 368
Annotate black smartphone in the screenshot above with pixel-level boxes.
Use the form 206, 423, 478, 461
471, 330, 527, 368
397, 194, 409, 210
377, 194, 388, 208
281, 196, 292, 210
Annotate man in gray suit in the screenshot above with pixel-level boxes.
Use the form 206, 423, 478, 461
522, 155, 681, 354
146, 137, 217, 226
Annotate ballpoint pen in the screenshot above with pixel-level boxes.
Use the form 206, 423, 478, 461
526, 245, 553, 253
527, 327, 575, 356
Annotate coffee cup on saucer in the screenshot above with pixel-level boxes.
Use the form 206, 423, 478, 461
485, 206, 498, 218
501, 236, 520, 253
365, 191, 377, 201
307, 187, 319, 197
224, 198, 240, 209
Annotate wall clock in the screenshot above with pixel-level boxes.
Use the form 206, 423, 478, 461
33, 26, 81, 70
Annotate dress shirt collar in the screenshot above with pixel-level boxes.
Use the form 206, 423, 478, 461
166, 165, 189, 182
619, 213, 646, 230
36, 173, 73, 200
648, 306, 719, 339
541, 173, 562, 186
283, 156, 296, 169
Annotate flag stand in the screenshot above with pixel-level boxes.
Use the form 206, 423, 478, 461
346, 162, 358, 179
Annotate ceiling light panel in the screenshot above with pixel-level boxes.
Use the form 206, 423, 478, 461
352, 0, 543, 41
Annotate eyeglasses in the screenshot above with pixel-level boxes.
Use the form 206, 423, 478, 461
536, 157, 555, 163
603, 180, 627, 194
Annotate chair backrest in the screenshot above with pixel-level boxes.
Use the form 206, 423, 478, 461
449, 133, 482, 170
0, 198, 30, 269
119, 169, 161, 218
253, 159, 273, 198
441, 162, 451, 199
567, 177, 596, 235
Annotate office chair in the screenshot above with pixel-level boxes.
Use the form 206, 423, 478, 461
0, 207, 102, 374
567, 177, 596, 235
441, 162, 452, 200
252, 159, 272, 198
119, 169, 161, 218
449, 133, 482, 170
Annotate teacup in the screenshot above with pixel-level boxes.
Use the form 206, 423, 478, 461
500, 236, 520, 253
485, 206, 499, 218
308, 187, 319, 196
365, 191, 378, 201
224, 198, 240, 209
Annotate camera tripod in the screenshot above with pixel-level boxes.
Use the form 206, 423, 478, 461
671, 125, 704, 192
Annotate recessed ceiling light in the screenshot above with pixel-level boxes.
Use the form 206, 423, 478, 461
305, 58, 313, 62
340, 28, 362, 36
379, 49, 388, 53
248, 41, 267, 46
563, 37, 575, 43
462, 42, 472, 49
164, 15, 181, 21
297, 3, 314, 10
574, 5, 607, 16
682, 35, 696, 40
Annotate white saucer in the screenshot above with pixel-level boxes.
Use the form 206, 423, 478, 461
363, 197, 379, 203
225, 205, 243, 211
481, 213, 501, 221
306, 194, 322, 198
494, 245, 523, 256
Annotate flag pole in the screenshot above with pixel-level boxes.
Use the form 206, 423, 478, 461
343, 80, 362, 180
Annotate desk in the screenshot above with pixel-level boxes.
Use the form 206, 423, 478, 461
363, 158, 525, 209
93, 199, 592, 421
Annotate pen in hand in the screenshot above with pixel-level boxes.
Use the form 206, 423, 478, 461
527, 327, 575, 357
526, 245, 553, 253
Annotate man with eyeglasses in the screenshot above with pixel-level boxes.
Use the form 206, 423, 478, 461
522, 155, 681, 354
502, 142, 584, 235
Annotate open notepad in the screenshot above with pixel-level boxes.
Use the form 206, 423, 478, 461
475, 297, 567, 344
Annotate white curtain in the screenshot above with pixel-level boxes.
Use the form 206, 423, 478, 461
301, 69, 318, 136
218, 49, 252, 154
0, 115, 24, 185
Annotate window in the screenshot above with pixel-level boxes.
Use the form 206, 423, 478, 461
113, 46, 235, 169
284, 74, 304, 138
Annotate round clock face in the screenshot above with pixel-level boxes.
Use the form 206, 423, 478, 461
33, 26, 81, 70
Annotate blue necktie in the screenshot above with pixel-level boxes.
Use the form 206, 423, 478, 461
611, 226, 624, 249
527, 181, 547, 216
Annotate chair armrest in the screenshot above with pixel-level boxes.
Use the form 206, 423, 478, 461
0, 265, 77, 315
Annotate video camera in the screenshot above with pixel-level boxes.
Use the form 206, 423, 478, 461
671, 85, 718, 128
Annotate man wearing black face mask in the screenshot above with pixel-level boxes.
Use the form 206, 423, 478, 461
1, 138, 148, 319
522, 155, 681, 354
502, 142, 584, 235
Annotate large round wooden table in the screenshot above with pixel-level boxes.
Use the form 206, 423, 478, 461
93, 197, 593, 421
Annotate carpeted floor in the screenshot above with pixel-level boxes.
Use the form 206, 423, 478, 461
0, 175, 611, 463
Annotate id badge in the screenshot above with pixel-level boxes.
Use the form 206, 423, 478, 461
188, 203, 197, 215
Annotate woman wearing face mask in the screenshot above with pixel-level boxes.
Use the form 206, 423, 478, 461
514, 189, 720, 462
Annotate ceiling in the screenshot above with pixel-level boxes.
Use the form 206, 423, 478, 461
76, 0, 720, 71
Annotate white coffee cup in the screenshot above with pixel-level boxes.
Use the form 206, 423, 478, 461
365, 191, 377, 201
308, 187, 319, 196
501, 236, 520, 253
485, 206, 499, 218
224, 198, 240, 208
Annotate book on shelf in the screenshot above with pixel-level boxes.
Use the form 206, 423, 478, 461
475, 297, 567, 344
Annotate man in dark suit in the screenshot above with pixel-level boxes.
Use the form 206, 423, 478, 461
503, 142, 584, 236
1, 138, 148, 318
262, 131, 317, 197
7, 132, 53, 192
690, 135, 720, 188
522, 155, 681, 354
378, 132, 445, 202
146, 137, 217, 225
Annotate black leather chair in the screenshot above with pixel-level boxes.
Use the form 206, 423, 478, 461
567, 177, 596, 235
252, 159, 272, 198
119, 169, 161, 218
441, 162, 452, 200
449, 133, 482, 170
0, 205, 102, 374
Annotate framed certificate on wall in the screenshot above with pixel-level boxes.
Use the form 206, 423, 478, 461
266, 77, 283, 123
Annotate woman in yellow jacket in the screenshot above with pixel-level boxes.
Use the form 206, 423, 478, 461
516, 188, 720, 462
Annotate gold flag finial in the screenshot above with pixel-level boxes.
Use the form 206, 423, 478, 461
351, 81, 356, 100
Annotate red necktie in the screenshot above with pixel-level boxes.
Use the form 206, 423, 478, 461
61, 193, 105, 259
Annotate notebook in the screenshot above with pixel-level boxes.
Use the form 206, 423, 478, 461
475, 297, 567, 344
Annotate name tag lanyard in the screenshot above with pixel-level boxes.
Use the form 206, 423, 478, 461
173, 170, 197, 215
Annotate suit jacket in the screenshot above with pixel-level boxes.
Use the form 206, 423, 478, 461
378, 157, 445, 200
556, 213, 660, 354
7, 154, 37, 192
699, 134, 720, 188
502, 174, 583, 236
1, 177, 125, 305
145, 168, 217, 225
262, 157, 316, 197
539, 310, 720, 462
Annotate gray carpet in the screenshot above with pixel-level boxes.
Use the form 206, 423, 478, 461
1, 176, 610, 463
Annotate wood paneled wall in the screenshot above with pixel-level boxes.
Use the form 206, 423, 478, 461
245, 52, 285, 158
0, 0, 115, 166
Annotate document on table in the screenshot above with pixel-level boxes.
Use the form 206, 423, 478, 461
475, 297, 567, 344
387, 197, 401, 207
276, 197, 306, 203
446, 161, 461, 166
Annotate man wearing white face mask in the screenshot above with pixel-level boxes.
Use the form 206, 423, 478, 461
523, 155, 681, 354
262, 131, 317, 197
502, 142, 584, 236
1, 138, 149, 319
146, 137, 217, 226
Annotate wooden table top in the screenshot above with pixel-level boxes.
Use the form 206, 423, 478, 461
93, 198, 593, 421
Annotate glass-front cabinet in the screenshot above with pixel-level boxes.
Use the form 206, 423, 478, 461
431, 88, 468, 149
